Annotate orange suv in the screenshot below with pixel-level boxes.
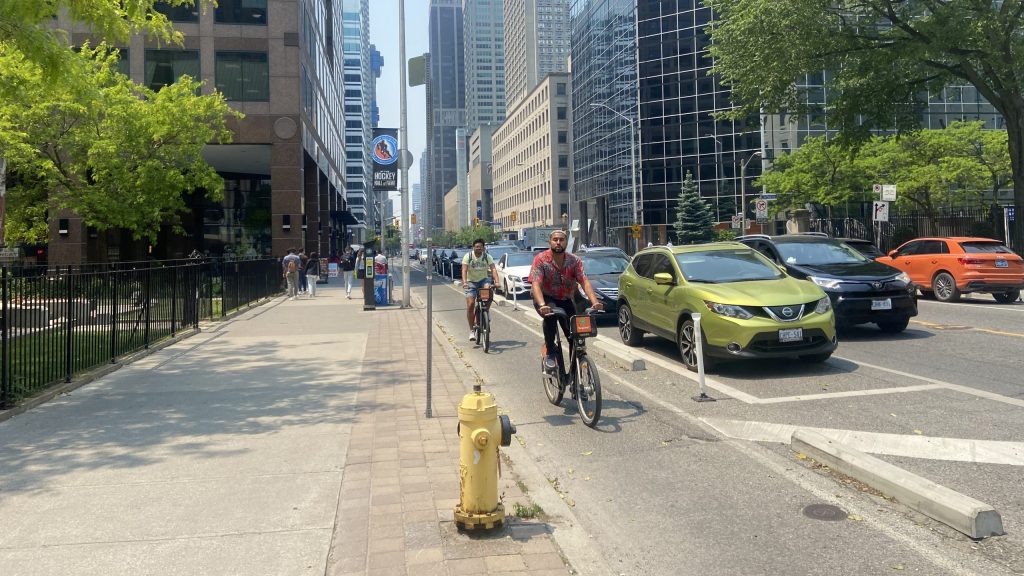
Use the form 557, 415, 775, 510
876, 237, 1024, 303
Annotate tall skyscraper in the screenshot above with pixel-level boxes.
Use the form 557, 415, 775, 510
427, 0, 466, 233
369, 44, 384, 127
342, 0, 374, 239
504, 0, 571, 110
463, 0, 506, 130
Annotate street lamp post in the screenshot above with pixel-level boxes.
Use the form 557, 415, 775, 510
590, 102, 639, 253
740, 151, 763, 232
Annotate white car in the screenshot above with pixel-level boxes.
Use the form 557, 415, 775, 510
496, 251, 536, 297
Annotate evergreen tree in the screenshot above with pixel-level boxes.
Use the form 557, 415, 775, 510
673, 172, 715, 245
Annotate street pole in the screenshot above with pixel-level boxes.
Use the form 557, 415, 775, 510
740, 151, 762, 233
399, 0, 411, 308
590, 102, 639, 253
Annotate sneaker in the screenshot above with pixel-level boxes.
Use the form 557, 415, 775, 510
469, 330, 477, 342
543, 354, 558, 370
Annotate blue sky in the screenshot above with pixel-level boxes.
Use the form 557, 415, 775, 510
371, 1, 430, 191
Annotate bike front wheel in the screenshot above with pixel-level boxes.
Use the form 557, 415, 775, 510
575, 356, 602, 428
481, 310, 491, 353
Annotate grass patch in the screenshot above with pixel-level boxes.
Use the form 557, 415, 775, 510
515, 479, 529, 493
513, 502, 543, 519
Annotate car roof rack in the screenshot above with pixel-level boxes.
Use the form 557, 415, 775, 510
799, 231, 830, 237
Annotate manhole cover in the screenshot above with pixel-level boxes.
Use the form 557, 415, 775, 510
802, 504, 847, 521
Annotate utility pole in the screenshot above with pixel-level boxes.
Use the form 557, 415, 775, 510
399, 0, 411, 308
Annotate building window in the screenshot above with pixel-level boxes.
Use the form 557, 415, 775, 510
558, 131, 567, 144
559, 179, 569, 192
215, 0, 267, 25
144, 49, 199, 91
557, 106, 567, 120
558, 155, 568, 168
215, 51, 269, 101
556, 83, 566, 96
154, 1, 199, 22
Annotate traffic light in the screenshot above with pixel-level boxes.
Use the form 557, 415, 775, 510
411, 213, 417, 225
474, 217, 481, 226
510, 211, 517, 223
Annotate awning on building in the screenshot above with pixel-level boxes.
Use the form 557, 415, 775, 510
332, 210, 361, 226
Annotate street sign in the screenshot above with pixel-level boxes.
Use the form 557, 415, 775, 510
731, 214, 743, 229
872, 201, 890, 222
882, 184, 897, 201
755, 199, 768, 223
759, 193, 777, 200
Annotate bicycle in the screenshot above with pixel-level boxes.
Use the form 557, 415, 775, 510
474, 285, 494, 353
541, 307, 603, 428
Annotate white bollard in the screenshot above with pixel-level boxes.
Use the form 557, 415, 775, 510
691, 313, 715, 402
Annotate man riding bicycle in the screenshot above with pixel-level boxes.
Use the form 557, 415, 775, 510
529, 230, 604, 369
462, 238, 500, 341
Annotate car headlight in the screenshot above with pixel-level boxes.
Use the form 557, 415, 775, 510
894, 272, 912, 286
808, 276, 843, 290
704, 301, 753, 320
814, 296, 832, 315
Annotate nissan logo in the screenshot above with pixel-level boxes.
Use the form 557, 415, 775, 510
781, 307, 794, 317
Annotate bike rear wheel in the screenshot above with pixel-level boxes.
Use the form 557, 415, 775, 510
542, 345, 564, 405
575, 356, 602, 428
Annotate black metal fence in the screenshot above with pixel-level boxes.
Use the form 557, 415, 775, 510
805, 204, 1021, 254
0, 258, 282, 408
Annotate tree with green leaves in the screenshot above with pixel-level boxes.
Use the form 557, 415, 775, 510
709, 0, 1024, 245
674, 172, 716, 245
1, 44, 238, 243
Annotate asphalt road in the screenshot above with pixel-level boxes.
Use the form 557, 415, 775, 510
407, 265, 1024, 575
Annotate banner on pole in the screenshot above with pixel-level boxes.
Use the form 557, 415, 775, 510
371, 128, 399, 191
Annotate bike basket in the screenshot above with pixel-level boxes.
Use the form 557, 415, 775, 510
478, 287, 493, 308
572, 315, 596, 338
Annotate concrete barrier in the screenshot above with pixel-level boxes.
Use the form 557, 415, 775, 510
29, 298, 93, 323
791, 429, 1004, 539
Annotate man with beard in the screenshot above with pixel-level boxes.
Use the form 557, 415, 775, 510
529, 230, 604, 370
461, 238, 500, 341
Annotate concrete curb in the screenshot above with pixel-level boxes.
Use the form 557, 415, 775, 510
791, 429, 1004, 539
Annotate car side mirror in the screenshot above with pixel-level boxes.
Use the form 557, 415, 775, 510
887, 250, 898, 258
654, 272, 675, 285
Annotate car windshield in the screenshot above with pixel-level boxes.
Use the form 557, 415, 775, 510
959, 241, 1013, 254
485, 246, 516, 261
776, 241, 868, 265
505, 252, 535, 267
844, 241, 883, 258
675, 250, 783, 283
580, 254, 629, 275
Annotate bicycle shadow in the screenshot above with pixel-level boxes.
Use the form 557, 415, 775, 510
541, 396, 646, 434
477, 339, 527, 354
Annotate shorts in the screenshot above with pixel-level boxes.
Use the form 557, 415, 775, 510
463, 278, 494, 298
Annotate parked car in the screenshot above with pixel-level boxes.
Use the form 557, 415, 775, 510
576, 245, 630, 259
484, 243, 519, 265
572, 250, 630, 315
617, 243, 837, 372
737, 234, 917, 332
496, 251, 537, 297
836, 237, 885, 259
876, 237, 1024, 303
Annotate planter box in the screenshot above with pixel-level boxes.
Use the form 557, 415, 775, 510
8, 306, 49, 329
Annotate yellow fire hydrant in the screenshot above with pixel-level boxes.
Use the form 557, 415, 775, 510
454, 384, 516, 531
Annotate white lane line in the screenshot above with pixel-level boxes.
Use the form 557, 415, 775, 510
756, 383, 945, 404
702, 418, 1024, 466
839, 356, 1024, 409
920, 299, 1024, 313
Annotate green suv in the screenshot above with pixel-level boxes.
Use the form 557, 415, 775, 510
617, 243, 837, 371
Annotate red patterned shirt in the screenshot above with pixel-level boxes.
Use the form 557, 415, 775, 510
529, 250, 588, 300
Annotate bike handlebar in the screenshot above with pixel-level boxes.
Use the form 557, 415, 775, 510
546, 306, 603, 318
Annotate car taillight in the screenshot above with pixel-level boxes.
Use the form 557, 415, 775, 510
957, 257, 985, 265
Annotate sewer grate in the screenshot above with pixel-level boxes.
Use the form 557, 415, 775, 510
802, 503, 847, 521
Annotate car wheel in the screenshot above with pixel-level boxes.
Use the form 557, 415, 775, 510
799, 352, 832, 363
993, 289, 1020, 304
877, 317, 910, 333
677, 318, 715, 373
932, 272, 960, 302
617, 303, 644, 346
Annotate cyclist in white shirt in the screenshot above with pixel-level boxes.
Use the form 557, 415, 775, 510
462, 238, 500, 341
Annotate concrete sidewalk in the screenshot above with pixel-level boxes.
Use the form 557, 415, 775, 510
0, 282, 573, 576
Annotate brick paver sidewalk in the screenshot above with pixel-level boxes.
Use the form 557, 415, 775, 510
325, 298, 573, 576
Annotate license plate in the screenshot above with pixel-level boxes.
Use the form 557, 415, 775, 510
871, 298, 892, 310
779, 328, 803, 343
995, 259, 1008, 268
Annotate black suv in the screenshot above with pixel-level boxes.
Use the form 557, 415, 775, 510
737, 234, 918, 333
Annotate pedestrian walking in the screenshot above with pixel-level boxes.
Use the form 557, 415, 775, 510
341, 247, 356, 298
282, 248, 301, 299
305, 251, 320, 298
298, 250, 309, 294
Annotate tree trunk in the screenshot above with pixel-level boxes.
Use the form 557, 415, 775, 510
1005, 106, 1024, 253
